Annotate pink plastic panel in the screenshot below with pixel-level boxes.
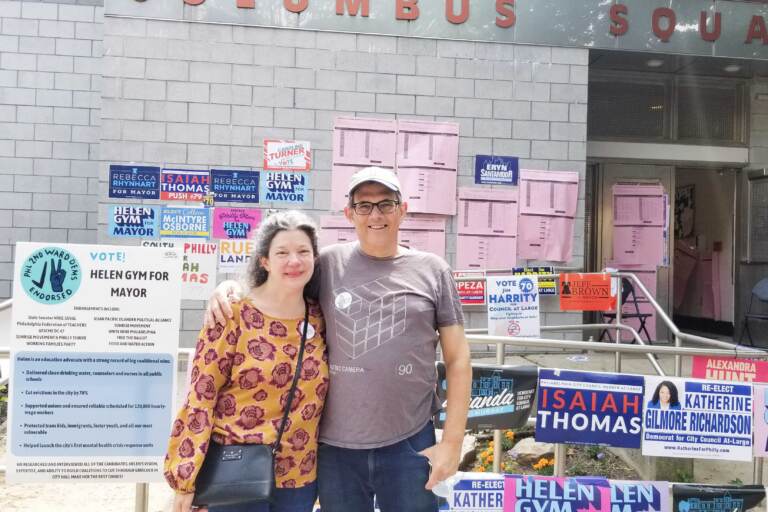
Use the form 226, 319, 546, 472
318, 215, 355, 249
518, 169, 579, 217
673, 242, 698, 308
456, 235, 517, 271
331, 164, 367, 212
699, 256, 715, 319
333, 117, 397, 167
517, 215, 574, 262
612, 184, 666, 227
457, 187, 518, 236
397, 167, 457, 215
613, 225, 665, 266
398, 217, 446, 258
711, 251, 721, 321
396, 120, 459, 169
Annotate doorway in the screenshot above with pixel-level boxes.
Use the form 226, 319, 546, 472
588, 163, 738, 342
593, 163, 674, 342
672, 168, 736, 336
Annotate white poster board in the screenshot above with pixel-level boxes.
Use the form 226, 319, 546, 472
8, 242, 181, 482
142, 240, 217, 301
486, 275, 540, 337
642, 376, 753, 461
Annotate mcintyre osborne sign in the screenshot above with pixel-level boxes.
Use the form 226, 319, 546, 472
113, 0, 768, 60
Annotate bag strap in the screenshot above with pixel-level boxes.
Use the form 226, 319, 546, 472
272, 300, 310, 455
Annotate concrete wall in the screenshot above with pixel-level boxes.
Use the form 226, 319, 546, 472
0, 0, 103, 298
100, 17, 589, 346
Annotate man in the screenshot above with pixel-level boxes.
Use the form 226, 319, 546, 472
207, 167, 471, 512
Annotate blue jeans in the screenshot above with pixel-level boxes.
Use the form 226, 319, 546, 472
209, 481, 317, 512
317, 421, 438, 512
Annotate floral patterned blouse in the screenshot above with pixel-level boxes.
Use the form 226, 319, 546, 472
164, 299, 328, 493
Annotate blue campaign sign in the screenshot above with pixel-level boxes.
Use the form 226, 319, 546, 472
536, 369, 645, 448
474, 155, 518, 185
260, 171, 309, 204
109, 165, 160, 199
210, 169, 259, 203
108, 205, 159, 238
159, 207, 211, 238
450, 477, 505, 511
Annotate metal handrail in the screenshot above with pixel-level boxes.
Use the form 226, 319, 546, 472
469, 322, 668, 376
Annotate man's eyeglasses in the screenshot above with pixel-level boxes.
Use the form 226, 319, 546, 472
350, 199, 400, 215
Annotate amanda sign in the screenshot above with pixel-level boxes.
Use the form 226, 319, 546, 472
559, 273, 617, 311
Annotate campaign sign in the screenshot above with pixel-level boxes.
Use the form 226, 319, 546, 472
642, 376, 753, 461
753, 384, 768, 457
475, 155, 518, 186
108, 206, 159, 239
160, 168, 210, 202
450, 476, 505, 512
210, 169, 259, 203
691, 356, 768, 383
219, 239, 255, 274
457, 278, 486, 306
511, 267, 556, 296
108, 165, 160, 199
263, 139, 311, 171
435, 363, 537, 430
260, 171, 309, 204
673, 485, 766, 512
503, 475, 612, 512
536, 369, 644, 448
179, 242, 217, 301
212, 208, 262, 240
9, 243, 180, 483
610, 481, 670, 512
559, 273, 617, 311
487, 276, 540, 337
159, 207, 210, 238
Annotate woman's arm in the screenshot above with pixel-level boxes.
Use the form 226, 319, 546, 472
164, 314, 239, 495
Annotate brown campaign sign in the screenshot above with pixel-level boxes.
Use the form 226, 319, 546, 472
559, 273, 616, 311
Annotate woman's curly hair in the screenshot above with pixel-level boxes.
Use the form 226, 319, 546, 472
244, 210, 319, 298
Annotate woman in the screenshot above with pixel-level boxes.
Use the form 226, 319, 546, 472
647, 380, 681, 410
165, 210, 328, 512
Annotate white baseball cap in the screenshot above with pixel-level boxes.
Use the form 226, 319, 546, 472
347, 166, 401, 195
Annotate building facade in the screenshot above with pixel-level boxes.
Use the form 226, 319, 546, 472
2, 0, 767, 346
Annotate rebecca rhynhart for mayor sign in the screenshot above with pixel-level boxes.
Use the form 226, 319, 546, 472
113, 0, 768, 60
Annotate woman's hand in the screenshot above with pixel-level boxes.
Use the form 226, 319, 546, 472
172, 492, 206, 512
204, 280, 244, 328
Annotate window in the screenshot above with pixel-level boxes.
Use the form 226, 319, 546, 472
588, 72, 746, 145
677, 84, 741, 142
589, 80, 667, 139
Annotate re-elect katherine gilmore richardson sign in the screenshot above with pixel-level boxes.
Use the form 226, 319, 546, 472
642, 376, 753, 461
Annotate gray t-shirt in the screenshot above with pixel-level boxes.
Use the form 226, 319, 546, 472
317, 242, 464, 449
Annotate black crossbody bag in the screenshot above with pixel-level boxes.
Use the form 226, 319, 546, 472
192, 302, 310, 508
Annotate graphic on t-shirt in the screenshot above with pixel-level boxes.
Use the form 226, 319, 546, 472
332, 278, 407, 359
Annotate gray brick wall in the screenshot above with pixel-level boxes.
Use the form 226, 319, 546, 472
100, 19, 588, 344
0, 0, 102, 298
